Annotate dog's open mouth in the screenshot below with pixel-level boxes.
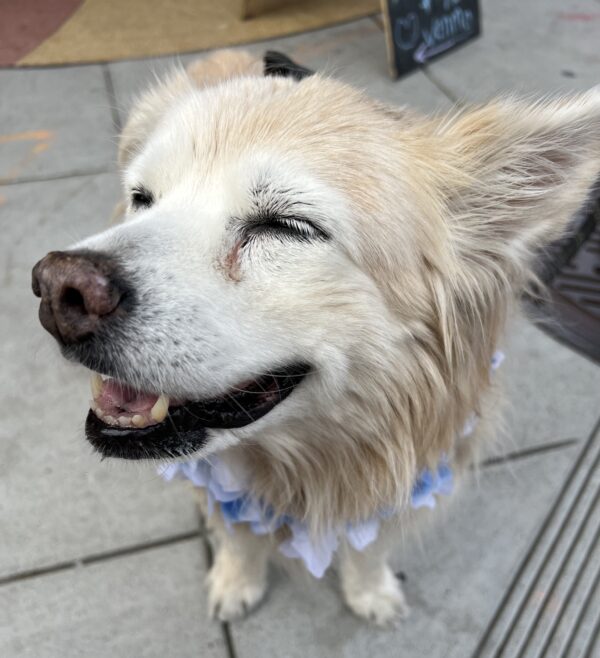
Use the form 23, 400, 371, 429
85, 364, 309, 460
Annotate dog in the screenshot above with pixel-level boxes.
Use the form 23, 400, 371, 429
32, 49, 600, 625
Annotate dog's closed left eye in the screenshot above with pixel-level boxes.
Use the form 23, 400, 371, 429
131, 187, 154, 210
245, 215, 329, 241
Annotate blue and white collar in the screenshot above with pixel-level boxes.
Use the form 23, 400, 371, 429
160, 456, 452, 578
160, 351, 503, 578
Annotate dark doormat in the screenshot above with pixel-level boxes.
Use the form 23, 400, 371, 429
528, 184, 600, 366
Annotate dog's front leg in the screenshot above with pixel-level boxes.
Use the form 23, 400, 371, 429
197, 490, 271, 621
339, 529, 409, 627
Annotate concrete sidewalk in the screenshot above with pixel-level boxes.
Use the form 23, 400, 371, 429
1, 2, 599, 656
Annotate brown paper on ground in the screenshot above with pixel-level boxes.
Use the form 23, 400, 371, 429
19, 0, 378, 66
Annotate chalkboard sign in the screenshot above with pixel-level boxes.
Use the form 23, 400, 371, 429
381, 0, 481, 78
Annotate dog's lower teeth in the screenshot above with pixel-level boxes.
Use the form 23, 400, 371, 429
150, 394, 169, 422
132, 414, 146, 428
88, 373, 167, 427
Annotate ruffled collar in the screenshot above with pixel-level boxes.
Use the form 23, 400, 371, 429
160, 351, 503, 578
160, 456, 452, 578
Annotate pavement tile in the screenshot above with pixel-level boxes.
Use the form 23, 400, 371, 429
0, 538, 226, 658
0, 66, 116, 183
108, 18, 451, 129
426, 0, 600, 100
228, 446, 579, 658
496, 314, 600, 457
0, 174, 198, 579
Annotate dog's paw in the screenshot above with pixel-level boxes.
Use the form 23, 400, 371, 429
343, 567, 410, 627
207, 555, 267, 622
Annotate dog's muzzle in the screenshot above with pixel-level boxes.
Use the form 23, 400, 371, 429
32, 249, 309, 461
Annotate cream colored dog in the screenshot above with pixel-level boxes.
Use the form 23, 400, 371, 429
32, 50, 600, 625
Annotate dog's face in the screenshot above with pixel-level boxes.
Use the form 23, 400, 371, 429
33, 65, 408, 461
32, 52, 600, 478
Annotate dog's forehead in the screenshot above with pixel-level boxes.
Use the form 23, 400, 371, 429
133, 74, 376, 179
126, 78, 366, 210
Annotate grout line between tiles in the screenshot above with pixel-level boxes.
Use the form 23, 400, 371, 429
479, 438, 580, 469
102, 63, 123, 134
0, 529, 201, 587
83, 529, 201, 565
0, 559, 77, 587
421, 65, 462, 105
0, 166, 115, 187
197, 505, 238, 658
221, 624, 238, 658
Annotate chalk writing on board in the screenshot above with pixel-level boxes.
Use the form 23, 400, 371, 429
382, 0, 481, 78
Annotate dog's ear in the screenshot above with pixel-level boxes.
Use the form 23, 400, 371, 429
440, 92, 600, 275
263, 51, 314, 81
117, 50, 261, 170
186, 49, 262, 88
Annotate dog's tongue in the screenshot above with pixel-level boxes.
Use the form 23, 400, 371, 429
99, 379, 159, 413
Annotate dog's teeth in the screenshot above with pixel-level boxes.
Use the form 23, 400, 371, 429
90, 373, 103, 399
118, 416, 131, 427
150, 394, 169, 422
132, 414, 146, 428
104, 415, 116, 425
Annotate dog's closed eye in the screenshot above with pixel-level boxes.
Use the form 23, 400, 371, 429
131, 186, 154, 210
245, 215, 329, 241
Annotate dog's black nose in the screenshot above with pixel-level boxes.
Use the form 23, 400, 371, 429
32, 250, 124, 345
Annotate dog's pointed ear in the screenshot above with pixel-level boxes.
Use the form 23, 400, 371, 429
441, 92, 600, 273
263, 51, 314, 81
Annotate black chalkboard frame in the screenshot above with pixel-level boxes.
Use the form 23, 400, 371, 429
381, 0, 481, 79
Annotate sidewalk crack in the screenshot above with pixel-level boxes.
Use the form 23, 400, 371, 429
421, 66, 462, 105
479, 438, 580, 469
0, 529, 201, 587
